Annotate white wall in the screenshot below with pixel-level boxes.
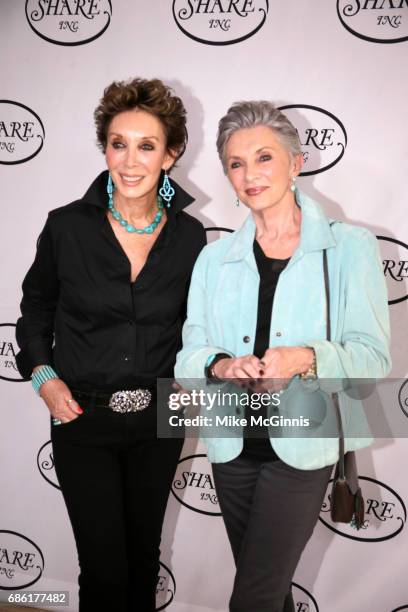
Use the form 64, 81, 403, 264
1, 2, 408, 611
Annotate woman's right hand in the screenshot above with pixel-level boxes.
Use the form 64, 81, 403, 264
213, 355, 262, 383
38, 377, 83, 423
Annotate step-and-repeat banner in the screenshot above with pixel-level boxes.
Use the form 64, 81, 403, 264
1, 2, 408, 611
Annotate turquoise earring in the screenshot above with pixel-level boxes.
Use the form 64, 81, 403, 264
107, 173, 114, 197
159, 172, 175, 208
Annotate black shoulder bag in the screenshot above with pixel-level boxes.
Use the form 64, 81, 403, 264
323, 250, 365, 530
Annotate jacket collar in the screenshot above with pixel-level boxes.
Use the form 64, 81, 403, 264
223, 189, 336, 265
82, 169, 195, 214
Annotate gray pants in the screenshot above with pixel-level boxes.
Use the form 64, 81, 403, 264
212, 454, 333, 612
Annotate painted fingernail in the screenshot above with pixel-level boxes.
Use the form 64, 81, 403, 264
259, 370, 264, 376
77, 407, 83, 413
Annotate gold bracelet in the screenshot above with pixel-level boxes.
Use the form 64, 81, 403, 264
300, 349, 317, 380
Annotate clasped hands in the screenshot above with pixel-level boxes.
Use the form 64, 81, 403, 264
212, 346, 314, 393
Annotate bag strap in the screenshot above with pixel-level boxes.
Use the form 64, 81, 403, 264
323, 249, 346, 479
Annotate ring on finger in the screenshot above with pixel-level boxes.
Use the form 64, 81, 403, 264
66, 398, 73, 404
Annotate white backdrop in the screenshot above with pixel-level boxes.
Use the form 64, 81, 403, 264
1, 2, 408, 611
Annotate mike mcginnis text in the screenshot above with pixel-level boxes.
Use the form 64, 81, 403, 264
168, 415, 310, 428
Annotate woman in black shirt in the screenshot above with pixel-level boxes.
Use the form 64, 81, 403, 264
16, 78, 206, 612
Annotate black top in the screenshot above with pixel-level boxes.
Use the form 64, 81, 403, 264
241, 240, 289, 460
15, 170, 206, 391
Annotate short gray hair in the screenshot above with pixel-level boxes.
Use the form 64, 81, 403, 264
216, 100, 302, 172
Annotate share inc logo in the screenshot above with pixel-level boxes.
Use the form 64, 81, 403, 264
172, 454, 221, 516
337, 0, 408, 43
0, 103, 45, 166
0, 531, 44, 590
172, 0, 269, 45
25, 0, 112, 45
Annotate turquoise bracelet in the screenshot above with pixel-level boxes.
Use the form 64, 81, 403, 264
31, 365, 59, 395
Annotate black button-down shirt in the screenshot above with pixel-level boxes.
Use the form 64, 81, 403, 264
242, 241, 289, 459
16, 170, 206, 391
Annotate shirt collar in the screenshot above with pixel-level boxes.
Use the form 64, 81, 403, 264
223, 188, 336, 264
82, 169, 195, 214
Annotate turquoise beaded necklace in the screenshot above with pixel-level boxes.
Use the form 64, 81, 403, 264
107, 175, 164, 235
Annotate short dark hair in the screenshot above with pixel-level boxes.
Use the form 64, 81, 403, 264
94, 78, 187, 162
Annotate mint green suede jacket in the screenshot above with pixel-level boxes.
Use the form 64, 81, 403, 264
175, 190, 391, 469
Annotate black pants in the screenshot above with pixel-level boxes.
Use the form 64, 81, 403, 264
212, 453, 333, 612
51, 400, 183, 612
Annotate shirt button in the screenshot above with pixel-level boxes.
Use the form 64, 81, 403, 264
243, 336, 250, 343
276, 332, 282, 337
124, 356, 131, 362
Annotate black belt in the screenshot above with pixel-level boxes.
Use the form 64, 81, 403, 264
72, 388, 154, 413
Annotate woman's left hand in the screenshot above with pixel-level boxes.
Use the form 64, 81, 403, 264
257, 347, 314, 390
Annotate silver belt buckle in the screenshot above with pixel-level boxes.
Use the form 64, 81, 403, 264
109, 389, 152, 413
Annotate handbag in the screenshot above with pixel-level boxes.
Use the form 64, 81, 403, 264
323, 249, 365, 530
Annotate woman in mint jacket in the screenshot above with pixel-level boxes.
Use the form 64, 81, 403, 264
175, 101, 391, 612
